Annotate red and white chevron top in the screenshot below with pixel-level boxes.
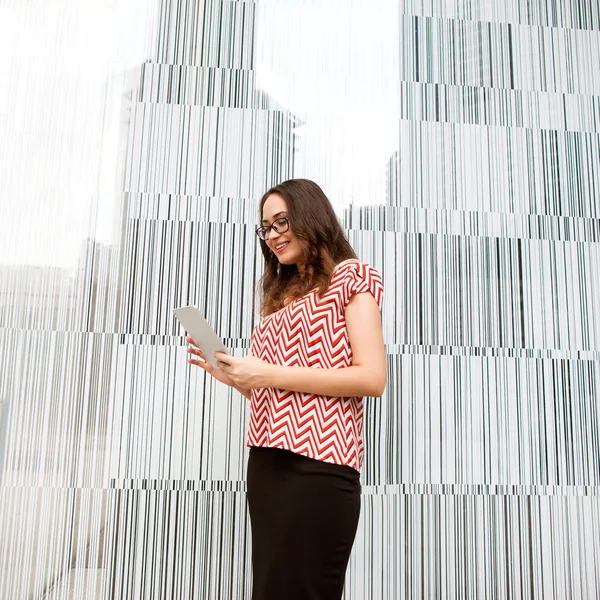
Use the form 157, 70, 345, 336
248, 259, 383, 471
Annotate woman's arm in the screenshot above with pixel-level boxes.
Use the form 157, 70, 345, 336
216, 292, 387, 398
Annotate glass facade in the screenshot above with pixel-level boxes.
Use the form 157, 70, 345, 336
1, 0, 599, 597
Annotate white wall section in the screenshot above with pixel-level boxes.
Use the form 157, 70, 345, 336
0, 0, 599, 598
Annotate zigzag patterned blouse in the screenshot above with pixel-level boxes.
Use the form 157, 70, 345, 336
248, 259, 384, 471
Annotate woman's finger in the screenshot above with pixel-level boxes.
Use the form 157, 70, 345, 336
188, 357, 209, 369
187, 347, 211, 370
186, 336, 208, 358
214, 352, 233, 364
187, 347, 207, 360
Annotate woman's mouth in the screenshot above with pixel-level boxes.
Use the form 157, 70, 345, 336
274, 242, 289, 253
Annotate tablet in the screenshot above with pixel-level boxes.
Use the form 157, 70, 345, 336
173, 306, 229, 369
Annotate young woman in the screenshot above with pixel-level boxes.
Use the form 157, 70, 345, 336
187, 179, 386, 600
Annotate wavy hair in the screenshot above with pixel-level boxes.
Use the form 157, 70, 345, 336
257, 179, 357, 317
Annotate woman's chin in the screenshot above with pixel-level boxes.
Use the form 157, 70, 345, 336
277, 256, 301, 268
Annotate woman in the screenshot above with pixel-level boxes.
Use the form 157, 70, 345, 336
187, 179, 386, 600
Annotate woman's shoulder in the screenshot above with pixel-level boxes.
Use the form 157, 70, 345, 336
332, 258, 380, 279
330, 259, 383, 308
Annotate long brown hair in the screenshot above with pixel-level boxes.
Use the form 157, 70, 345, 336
257, 179, 357, 317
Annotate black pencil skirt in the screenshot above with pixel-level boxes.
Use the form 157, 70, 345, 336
246, 446, 361, 600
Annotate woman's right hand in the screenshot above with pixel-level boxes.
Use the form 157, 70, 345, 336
186, 337, 250, 399
187, 337, 237, 386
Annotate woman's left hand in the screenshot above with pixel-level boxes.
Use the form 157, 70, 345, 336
214, 353, 272, 389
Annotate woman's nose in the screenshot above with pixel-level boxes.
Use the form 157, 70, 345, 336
267, 227, 281, 242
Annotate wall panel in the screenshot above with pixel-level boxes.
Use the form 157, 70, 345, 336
0, 0, 598, 598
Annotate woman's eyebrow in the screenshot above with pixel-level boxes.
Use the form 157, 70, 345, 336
261, 211, 288, 224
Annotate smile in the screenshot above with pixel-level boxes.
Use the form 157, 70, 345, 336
274, 242, 289, 252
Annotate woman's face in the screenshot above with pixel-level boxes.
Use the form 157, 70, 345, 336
261, 193, 305, 267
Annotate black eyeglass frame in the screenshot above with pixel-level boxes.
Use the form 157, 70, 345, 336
255, 217, 290, 241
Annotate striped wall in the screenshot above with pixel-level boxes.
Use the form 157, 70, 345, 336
0, 0, 599, 598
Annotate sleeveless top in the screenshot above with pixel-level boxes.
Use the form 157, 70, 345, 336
248, 259, 384, 471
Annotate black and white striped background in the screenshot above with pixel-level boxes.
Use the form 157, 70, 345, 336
0, 0, 598, 598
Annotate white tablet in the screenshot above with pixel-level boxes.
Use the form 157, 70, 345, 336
173, 306, 229, 369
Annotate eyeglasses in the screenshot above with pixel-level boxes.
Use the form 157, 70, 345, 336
255, 217, 290, 241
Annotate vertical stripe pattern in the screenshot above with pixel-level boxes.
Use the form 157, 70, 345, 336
0, 0, 598, 598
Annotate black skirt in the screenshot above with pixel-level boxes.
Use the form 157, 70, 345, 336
246, 446, 361, 600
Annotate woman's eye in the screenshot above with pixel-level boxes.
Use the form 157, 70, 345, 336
276, 219, 287, 227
